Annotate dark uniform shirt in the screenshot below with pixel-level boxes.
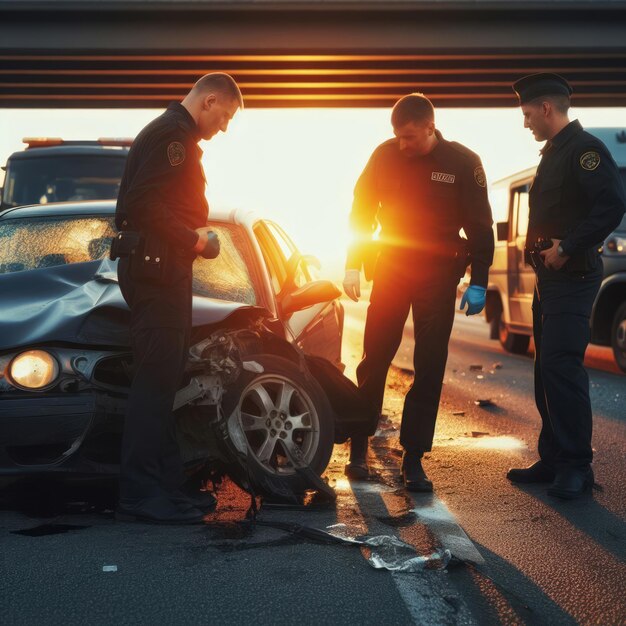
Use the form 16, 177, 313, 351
115, 102, 209, 251
527, 120, 626, 271
115, 102, 209, 329
347, 131, 494, 287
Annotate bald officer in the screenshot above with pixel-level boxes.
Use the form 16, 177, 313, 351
507, 74, 625, 498
114, 73, 243, 523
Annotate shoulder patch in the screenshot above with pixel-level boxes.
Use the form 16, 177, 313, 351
580, 150, 600, 171
474, 166, 486, 187
167, 141, 186, 166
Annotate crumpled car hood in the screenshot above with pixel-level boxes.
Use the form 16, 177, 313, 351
0, 258, 260, 351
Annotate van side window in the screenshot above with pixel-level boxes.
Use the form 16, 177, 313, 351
513, 185, 530, 238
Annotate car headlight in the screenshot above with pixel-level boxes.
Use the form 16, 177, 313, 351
8, 350, 59, 390
605, 236, 626, 255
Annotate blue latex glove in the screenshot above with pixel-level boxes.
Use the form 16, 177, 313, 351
460, 285, 486, 316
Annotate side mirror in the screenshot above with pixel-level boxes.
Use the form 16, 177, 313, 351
496, 221, 509, 242
281, 280, 341, 316
302, 254, 321, 271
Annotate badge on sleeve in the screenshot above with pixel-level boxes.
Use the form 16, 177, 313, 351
474, 166, 486, 187
167, 141, 186, 166
580, 151, 600, 171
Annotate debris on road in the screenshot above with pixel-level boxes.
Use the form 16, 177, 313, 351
469, 432, 490, 438
493, 362, 503, 369
365, 536, 452, 572
102, 565, 118, 573
474, 399, 495, 407
452, 410, 466, 416
469, 364, 483, 371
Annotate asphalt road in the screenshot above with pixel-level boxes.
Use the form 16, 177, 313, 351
2, 297, 625, 625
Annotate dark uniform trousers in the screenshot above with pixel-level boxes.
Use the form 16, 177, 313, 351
357, 252, 459, 453
117, 255, 193, 501
533, 261, 603, 471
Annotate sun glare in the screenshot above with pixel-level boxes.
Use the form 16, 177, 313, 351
2, 106, 625, 279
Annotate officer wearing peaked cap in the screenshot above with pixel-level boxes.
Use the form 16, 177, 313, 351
507, 73, 626, 498
114, 73, 243, 524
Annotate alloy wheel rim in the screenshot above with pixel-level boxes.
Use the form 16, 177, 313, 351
237, 375, 320, 475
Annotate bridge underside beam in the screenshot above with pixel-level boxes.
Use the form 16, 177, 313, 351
1, 6, 626, 108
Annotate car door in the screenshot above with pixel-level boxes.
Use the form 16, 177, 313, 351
253, 220, 343, 368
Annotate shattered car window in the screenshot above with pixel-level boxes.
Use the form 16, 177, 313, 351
0, 216, 260, 306
192, 224, 260, 305
0, 216, 116, 273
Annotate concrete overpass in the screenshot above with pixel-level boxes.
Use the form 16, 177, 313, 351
1, 0, 626, 108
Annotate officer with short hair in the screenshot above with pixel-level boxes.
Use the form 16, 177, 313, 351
343, 93, 494, 491
507, 73, 626, 498
114, 73, 243, 523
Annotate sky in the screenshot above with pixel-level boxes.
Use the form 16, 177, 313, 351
1, 106, 625, 277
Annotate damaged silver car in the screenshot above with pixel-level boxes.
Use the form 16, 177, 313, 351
0, 202, 375, 501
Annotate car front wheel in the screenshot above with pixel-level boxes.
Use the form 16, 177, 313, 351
611, 301, 626, 374
221, 354, 335, 496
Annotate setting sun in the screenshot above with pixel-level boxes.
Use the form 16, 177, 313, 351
2, 106, 625, 278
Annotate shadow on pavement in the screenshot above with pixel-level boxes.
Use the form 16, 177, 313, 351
511, 482, 626, 563
450, 542, 579, 626
0, 477, 117, 519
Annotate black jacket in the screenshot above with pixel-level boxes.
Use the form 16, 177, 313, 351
115, 102, 209, 251
346, 131, 494, 287
527, 120, 626, 271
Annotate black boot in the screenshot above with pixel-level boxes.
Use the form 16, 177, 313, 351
170, 489, 217, 515
548, 467, 594, 499
345, 436, 369, 480
401, 452, 433, 493
507, 461, 555, 484
116, 495, 205, 525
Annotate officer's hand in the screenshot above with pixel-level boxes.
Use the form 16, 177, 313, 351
343, 269, 361, 302
539, 238, 569, 271
194, 227, 220, 259
459, 285, 486, 316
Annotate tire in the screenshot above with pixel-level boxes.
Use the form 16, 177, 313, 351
489, 300, 502, 340
220, 354, 335, 495
498, 311, 531, 355
611, 301, 626, 374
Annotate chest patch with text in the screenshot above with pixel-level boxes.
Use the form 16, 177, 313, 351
431, 172, 456, 184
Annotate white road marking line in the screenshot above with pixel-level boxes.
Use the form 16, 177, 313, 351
350, 480, 483, 564
346, 479, 480, 624
410, 497, 484, 565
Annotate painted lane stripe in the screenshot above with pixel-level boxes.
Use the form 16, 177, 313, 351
410, 496, 484, 565
349, 481, 483, 565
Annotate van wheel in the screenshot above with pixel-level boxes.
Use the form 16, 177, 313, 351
611, 302, 626, 374
489, 300, 503, 340
498, 313, 530, 355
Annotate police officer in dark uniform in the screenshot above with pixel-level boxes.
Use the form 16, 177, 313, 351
114, 73, 243, 523
343, 93, 494, 491
507, 73, 626, 499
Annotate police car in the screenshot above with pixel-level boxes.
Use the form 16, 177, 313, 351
0, 138, 130, 213
0, 201, 370, 500
485, 128, 626, 373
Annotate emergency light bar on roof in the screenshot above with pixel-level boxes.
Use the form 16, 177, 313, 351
22, 137, 133, 148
